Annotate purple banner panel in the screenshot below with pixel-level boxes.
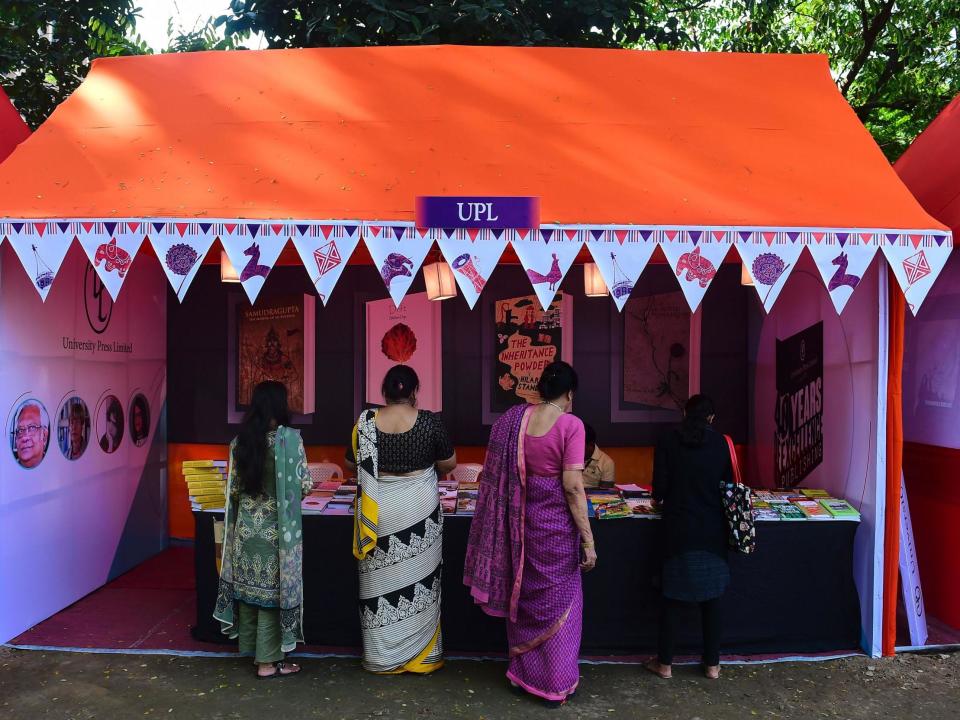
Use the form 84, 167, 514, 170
415, 196, 540, 229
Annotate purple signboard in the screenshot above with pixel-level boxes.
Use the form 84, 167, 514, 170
415, 196, 540, 229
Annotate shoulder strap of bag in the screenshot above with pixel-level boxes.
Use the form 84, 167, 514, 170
724, 434, 743, 486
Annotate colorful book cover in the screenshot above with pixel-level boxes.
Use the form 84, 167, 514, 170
456, 497, 477, 515
237, 294, 316, 414
183, 460, 227, 468
793, 499, 830, 518
595, 499, 633, 519
819, 499, 860, 518
799, 488, 831, 498
776, 504, 806, 520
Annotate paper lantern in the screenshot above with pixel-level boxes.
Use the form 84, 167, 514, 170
423, 260, 457, 301
220, 250, 240, 283
583, 263, 608, 297
740, 262, 754, 287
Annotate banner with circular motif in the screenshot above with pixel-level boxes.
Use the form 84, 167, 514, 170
735, 231, 806, 313
806, 232, 879, 314
584, 228, 658, 311
148, 221, 218, 302
2, 221, 76, 301
881, 232, 953, 315
362, 222, 435, 308
436, 228, 509, 309
290, 222, 361, 306
658, 229, 734, 312
512, 227, 584, 311
76, 222, 145, 300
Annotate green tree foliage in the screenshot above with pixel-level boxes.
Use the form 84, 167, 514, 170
0, 1, 150, 128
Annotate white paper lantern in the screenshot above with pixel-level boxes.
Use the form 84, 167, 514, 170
584, 263, 608, 297
423, 260, 457, 301
220, 250, 240, 283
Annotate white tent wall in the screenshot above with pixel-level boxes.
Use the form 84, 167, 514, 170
746, 251, 887, 657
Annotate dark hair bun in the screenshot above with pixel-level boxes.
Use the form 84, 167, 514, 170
382, 365, 420, 402
537, 361, 578, 401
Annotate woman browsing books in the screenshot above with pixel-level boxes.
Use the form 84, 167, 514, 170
347, 365, 457, 674
214, 381, 312, 679
647, 394, 733, 681
464, 361, 596, 708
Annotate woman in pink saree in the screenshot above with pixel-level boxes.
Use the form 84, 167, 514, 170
464, 361, 596, 706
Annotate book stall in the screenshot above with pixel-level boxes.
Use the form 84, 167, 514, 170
0, 46, 951, 659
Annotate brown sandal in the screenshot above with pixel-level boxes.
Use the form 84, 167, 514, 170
644, 659, 672, 679
258, 662, 301, 679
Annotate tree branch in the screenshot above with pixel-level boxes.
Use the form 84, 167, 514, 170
840, 0, 896, 97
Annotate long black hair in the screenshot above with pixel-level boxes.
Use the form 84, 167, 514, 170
679, 394, 715, 447
537, 361, 578, 401
235, 381, 291, 496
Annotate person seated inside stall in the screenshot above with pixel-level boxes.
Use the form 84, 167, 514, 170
582, 423, 615, 489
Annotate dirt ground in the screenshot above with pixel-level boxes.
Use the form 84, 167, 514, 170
1, 647, 957, 720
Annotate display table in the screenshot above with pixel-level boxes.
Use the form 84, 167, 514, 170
193, 512, 861, 655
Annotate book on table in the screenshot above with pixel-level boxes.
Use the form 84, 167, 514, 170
182, 460, 227, 469
776, 504, 806, 520
819, 498, 860, 518
799, 488, 831, 498
595, 499, 633, 520
792, 499, 832, 519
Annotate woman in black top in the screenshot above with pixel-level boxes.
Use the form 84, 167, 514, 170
647, 394, 732, 681
346, 365, 456, 674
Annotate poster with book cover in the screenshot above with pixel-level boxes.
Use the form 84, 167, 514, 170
365, 292, 442, 411
492, 293, 572, 412
775, 322, 823, 488
235, 295, 316, 414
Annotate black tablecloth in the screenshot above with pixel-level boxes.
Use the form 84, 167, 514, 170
193, 513, 861, 655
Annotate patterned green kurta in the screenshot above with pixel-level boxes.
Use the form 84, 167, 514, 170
227, 432, 312, 608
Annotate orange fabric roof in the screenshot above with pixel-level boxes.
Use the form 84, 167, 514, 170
895, 93, 960, 236
0, 45, 946, 231
0, 87, 30, 164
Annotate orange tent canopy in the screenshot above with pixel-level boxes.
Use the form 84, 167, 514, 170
0, 45, 946, 231
895, 93, 960, 236
0, 87, 30, 165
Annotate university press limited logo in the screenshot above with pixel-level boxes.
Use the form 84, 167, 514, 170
84, 264, 113, 335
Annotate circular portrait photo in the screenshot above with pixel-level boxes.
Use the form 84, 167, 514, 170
9, 399, 51, 469
57, 397, 91, 461
96, 395, 124, 454
129, 394, 150, 448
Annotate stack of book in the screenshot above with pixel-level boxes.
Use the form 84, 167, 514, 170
324, 483, 357, 515
595, 498, 633, 519
302, 480, 341, 514
751, 488, 860, 521
183, 460, 227, 511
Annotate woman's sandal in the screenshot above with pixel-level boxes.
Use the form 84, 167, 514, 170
644, 659, 672, 679
703, 664, 720, 680
257, 661, 301, 679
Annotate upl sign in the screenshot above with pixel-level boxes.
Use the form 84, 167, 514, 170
415, 196, 540, 229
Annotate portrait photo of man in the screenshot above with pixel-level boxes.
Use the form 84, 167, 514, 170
11, 400, 50, 469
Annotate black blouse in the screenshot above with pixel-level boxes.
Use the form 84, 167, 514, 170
346, 410, 454, 474
653, 428, 732, 560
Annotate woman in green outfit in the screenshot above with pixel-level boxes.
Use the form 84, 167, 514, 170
215, 381, 312, 678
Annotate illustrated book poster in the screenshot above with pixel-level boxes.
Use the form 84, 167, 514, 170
236, 294, 316, 414
622, 291, 691, 411
492, 293, 572, 412
365, 292, 442, 411
774, 321, 823, 488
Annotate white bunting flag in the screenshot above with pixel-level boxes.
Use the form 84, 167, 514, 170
76, 221, 145, 300
363, 222, 434, 307
806, 231, 879, 314
512, 227, 584, 310
148, 221, 218, 302
291, 222, 361, 306
735, 231, 805, 312
659, 229, 733, 312
219, 222, 288, 304
882, 232, 953, 315
436, 228, 508, 309
3, 220, 75, 301
584, 228, 658, 311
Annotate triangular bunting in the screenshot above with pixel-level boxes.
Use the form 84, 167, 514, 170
362, 222, 434, 307
220, 234, 286, 304
296, 224, 310, 236
76, 228, 144, 301
292, 223, 361, 306
437, 229, 508, 309
513, 227, 583, 310
149, 229, 217, 303
57, 222, 71, 234
659, 231, 732, 311
585, 229, 657, 311
5, 225, 75, 301
882, 233, 953, 315
736, 237, 804, 312
808, 237, 878, 314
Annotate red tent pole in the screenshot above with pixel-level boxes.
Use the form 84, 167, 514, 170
883, 266, 905, 656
